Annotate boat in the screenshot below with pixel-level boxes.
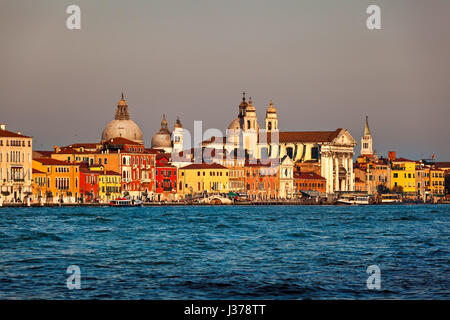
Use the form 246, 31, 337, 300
380, 193, 402, 204
109, 198, 132, 206
336, 194, 370, 205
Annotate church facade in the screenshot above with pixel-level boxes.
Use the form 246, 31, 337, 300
202, 94, 357, 194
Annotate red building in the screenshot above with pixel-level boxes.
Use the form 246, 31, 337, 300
155, 153, 177, 201
244, 160, 279, 200
79, 164, 100, 202
294, 171, 326, 196
103, 137, 157, 200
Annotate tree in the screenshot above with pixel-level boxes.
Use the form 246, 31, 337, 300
376, 184, 390, 194
391, 185, 404, 194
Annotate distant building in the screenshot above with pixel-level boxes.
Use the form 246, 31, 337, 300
32, 158, 80, 203
155, 153, 177, 201
0, 124, 33, 203
244, 160, 279, 200
178, 163, 229, 197
391, 158, 417, 198
202, 94, 357, 194
294, 171, 326, 195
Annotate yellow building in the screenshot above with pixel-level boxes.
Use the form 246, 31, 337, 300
90, 165, 122, 203
32, 158, 80, 203
178, 163, 229, 198
391, 158, 416, 198
430, 168, 445, 198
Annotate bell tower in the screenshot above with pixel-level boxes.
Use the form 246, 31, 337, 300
172, 117, 184, 154
360, 116, 373, 157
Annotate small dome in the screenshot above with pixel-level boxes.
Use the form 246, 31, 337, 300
174, 117, 182, 129
267, 100, 277, 114
228, 117, 242, 130
151, 114, 172, 149
246, 97, 256, 112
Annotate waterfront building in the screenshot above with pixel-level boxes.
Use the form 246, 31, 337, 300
278, 156, 295, 199
244, 160, 279, 200
0, 124, 33, 203
390, 158, 417, 198
202, 94, 357, 194
32, 158, 79, 203
155, 153, 177, 201
429, 168, 445, 199
52, 137, 157, 200
220, 152, 245, 194
353, 166, 367, 192
95, 168, 121, 203
101, 94, 143, 144
354, 176, 365, 192
79, 164, 100, 202
415, 165, 430, 201
435, 162, 450, 196
354, 159, 391, 195
31, 168, 47, 203
293, 172, 327, 196
178, 163, 229, 198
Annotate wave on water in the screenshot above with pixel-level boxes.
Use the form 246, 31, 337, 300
17, 230, 62, 242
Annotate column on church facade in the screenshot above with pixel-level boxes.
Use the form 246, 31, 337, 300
349, 152, 355, 191
334, 156, 339, 192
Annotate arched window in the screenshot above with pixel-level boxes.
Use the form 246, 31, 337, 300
268, 122, 272, 131
286, 147, 294, 159
247, 120, 251, 129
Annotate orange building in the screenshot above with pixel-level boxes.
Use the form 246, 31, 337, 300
32, 158, 80, 203
294, 172, 326, 196
244, 161, 279, 200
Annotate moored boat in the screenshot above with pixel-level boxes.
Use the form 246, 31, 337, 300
336, 194, 370, 205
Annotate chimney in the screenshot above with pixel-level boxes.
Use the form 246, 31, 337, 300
388, 151, 396, 162
53, 145, 60, 153
0, 124, 5, 131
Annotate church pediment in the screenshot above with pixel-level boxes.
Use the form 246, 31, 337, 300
331, 129, 357, 146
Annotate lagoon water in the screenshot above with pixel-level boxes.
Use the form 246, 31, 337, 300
0, 205, 449, 299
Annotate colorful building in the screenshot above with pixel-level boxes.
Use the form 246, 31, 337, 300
32, 158, 80, 203
155, 154, 177, 201
244, 160, 279, 200
0, 124, 33, 203
97, 169, 121, 203
178, 163, 229, 198
79, 164, 100, 203
390, 158, 416, 198
31, 168, 47, 204
429, 168, 445, 198
294, 172, 326, 195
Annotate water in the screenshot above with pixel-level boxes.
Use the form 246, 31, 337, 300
0, 205, 449, 299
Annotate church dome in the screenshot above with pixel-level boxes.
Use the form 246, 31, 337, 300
246, 97, 256, 112
174, 117, 182, 129
266, 100, 277, 114
101, 94, 143, 144
228, 117, 242, 130
151, 114, 172, 149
